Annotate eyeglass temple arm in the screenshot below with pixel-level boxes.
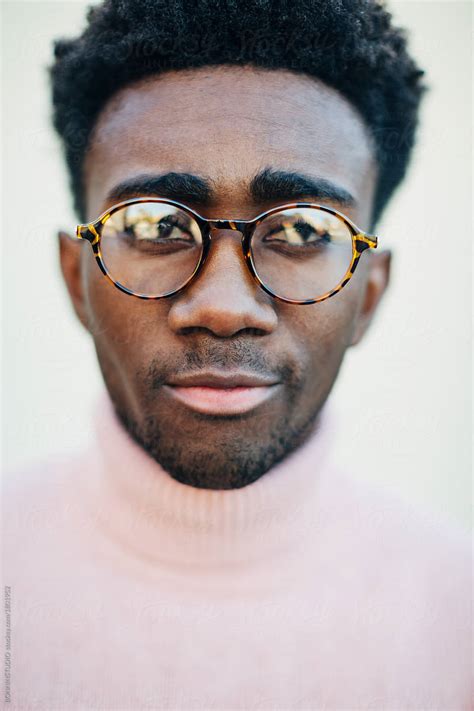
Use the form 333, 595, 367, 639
76, 222, 100, 245
355, 232, 378, 250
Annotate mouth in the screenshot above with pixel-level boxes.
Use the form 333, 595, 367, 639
163, 371, 282, 416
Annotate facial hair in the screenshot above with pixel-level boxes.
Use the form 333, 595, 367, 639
108, 336, 328, 490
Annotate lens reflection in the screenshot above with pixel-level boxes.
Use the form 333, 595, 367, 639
250, 207, 353, 300
99, 203, 354, 301
100, 202, 203, 296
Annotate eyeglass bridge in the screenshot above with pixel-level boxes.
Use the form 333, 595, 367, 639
208, 219, 248, 232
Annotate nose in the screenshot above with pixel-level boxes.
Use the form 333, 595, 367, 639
167, 230, 278, 338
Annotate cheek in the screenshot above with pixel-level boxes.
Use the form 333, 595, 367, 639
80, 248, 168, 366
281, 287, 360, 403
287, 290, 358, 361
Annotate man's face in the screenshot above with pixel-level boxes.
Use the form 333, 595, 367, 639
60, 65, 390, 489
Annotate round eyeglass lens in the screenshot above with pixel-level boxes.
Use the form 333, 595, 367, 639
250, 207, 354, 301
100, 202, 203, 297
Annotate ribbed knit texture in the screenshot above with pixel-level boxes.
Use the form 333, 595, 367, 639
3, 389, 472, 709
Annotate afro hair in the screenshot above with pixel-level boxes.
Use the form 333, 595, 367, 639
50, 0, 428, 227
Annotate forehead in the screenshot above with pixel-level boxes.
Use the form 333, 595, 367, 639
84, 65, 377, 223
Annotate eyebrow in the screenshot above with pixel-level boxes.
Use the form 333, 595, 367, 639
250, 167, 356, 208
105, 172, 213, 206
104, 167, 356, 211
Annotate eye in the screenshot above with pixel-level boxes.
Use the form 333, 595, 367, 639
263, 218, 332, 247
125, 215, 195, 243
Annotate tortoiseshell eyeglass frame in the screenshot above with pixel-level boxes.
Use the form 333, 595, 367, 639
76, 197, 378, 305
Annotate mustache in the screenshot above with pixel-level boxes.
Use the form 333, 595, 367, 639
144, 339, 301, 390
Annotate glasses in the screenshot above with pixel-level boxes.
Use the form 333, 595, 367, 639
76, 197, 378, 304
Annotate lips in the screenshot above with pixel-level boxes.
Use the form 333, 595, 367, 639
166, 371, 279, 389
163, 371, 281, 416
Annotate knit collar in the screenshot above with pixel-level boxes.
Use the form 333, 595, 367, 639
79, 388, 337, 572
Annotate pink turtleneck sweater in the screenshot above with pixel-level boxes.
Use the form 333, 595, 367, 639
3, 390, 472, 710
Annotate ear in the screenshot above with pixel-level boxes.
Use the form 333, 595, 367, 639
350, 249, 392, 346
57, 230, 90, 332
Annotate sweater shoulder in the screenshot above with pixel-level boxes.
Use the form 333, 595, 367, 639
2, 449, 92, 543
347, 468, 469, 556
4, 448, 86, 496
331, 467, 472, 610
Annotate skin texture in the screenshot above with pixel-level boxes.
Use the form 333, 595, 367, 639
59, 65, 391, 489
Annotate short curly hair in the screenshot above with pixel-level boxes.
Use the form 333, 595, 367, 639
50, 0, 427, 228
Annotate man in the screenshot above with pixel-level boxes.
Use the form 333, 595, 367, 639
3, 0, 471, 708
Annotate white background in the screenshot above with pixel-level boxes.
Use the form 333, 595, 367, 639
2, 1, 472, 529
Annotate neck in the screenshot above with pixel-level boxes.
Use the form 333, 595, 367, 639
78, 389, 337, 571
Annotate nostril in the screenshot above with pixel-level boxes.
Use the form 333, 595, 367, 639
177, 326, 267, 337
240, 327, 268, 337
